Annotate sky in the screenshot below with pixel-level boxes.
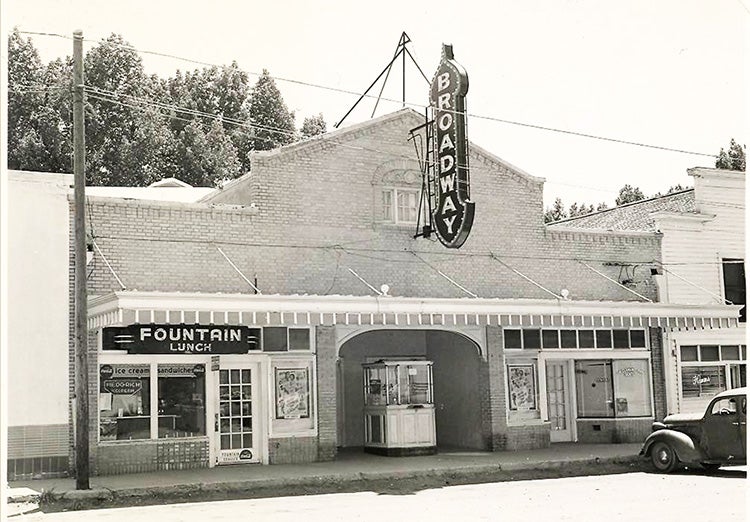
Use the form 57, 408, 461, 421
2, 0, 748, 207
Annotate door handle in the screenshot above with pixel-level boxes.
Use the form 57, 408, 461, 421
732, 421, 746, 426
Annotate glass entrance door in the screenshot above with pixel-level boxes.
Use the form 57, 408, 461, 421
547, 361, 573, 442
216, 365, 259, 464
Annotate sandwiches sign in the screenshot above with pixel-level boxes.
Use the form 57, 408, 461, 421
429, 44, 474, 248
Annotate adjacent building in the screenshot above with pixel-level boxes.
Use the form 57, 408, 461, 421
550, 167, 746, 415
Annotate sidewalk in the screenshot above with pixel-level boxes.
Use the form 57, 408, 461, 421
6, 443, 644, 506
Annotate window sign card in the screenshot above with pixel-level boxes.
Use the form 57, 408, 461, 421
275, 368, 310, 419
508, 365, 537, 411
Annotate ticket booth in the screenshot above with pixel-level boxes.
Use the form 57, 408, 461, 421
362, 360, 436, 456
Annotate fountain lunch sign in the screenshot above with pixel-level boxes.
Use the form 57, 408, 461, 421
429, 44, 474, 248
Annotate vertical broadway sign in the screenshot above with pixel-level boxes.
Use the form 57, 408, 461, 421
429, 44, 474, 248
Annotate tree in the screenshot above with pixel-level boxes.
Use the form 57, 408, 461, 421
84, 34, 176, 186
175, 120, 241, 186
568, 202, 595, 218
8, 29, 71, 172
615, 184, 645, 206
301, 113, 327, 139
247, 69, 296, 151
715, 139, 746, 171
544, 197, 567, 223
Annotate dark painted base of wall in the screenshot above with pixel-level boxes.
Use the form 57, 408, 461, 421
576, 418, 653, 443
364, 446, 438, 457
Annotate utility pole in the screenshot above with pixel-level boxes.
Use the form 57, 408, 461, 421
73, 29, 90, 490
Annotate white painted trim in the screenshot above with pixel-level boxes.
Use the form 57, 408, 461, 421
89, 291, 742, 321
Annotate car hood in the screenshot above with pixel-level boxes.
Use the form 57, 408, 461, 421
663, 412, 703, 424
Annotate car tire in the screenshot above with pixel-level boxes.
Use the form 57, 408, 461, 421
650, 441, 679, 473
700, 463, 721, 472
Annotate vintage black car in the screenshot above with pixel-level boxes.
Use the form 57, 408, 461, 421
640, 387, 746, 472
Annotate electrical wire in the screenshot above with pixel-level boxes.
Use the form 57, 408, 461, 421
18, 29, 720, 159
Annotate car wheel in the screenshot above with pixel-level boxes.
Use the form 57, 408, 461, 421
650, 441, 679, 473
700, 463, 721, 472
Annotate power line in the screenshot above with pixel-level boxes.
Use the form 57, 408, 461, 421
17, 29, 719, 159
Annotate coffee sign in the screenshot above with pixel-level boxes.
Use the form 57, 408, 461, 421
429, 43, 474, 248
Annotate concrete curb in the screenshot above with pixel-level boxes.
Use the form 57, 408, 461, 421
8, 454, 643, 506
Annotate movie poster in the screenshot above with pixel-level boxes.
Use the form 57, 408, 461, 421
275, 368, 310, 419
508, 365, 536, 410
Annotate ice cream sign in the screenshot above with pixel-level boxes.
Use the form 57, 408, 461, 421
429, 44, 474, 248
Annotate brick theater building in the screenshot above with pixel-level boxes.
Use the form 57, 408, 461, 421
65, 109, 741, 475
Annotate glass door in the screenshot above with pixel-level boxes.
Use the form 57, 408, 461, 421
547, 361, 573, 442
216, 365, 259, 464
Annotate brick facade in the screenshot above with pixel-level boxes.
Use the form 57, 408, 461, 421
61, 109, 700, 478
315, 326, 337, 461
96, 439, 209, 475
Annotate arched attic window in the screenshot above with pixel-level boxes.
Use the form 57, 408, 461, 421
372, 159, 427, 227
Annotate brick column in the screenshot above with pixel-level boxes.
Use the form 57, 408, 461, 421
483, 326, 508, 450
316, 325, 337, 460
649, 327, 668, 420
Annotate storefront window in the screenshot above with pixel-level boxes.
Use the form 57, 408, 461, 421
157, 364, 206, 438
99, 364, 150, 441
681, 366, 726, 399
575, 359, 652, 418
612, 360, 652, 416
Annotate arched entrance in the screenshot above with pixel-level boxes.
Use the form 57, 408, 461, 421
337, 329, 484, 451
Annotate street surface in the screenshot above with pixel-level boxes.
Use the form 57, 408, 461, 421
7, 469, 747, 521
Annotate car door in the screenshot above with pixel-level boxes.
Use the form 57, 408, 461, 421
739, 396, 747, 459
702, 396, 744, 461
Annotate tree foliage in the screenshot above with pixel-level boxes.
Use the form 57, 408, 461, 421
543, 197, 567, 223
7, 32, 321, 187
247, 69, 297, 151
301, 113, 327, 139
715, 138, 746, 171
8, 28, 72, 173
614, 184, 645, 206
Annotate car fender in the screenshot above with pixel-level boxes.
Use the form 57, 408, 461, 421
640, 430, 706, 464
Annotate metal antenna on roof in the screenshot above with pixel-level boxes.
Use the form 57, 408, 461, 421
334, 32, 429, 129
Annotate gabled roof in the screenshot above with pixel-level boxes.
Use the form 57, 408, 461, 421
547, 189, 696, 232
202, 108, 543, 203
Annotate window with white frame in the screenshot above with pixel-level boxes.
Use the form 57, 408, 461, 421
503, 328, 647, 350
722, 259, 746, 322
679, 344, 747, 401
380, 188, 425, 225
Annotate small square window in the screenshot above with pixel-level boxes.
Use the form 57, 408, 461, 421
722, 345, 740, 361
560, 330, 577, 348
542, 330, 560, 349
612, 330, 630, 349
700, 345, 720, 362
504, 329, 522, 349
680, 345, 698, 362
263, 327, 288, 352
630, 330, 646, 348
595, 330, 612, 349
289, 328, 310, 351
523, 329, 541, 350
579, 330, 595, 348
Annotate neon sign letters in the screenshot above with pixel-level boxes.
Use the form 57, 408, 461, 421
429, 44, 474, 248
